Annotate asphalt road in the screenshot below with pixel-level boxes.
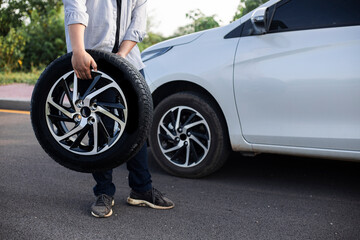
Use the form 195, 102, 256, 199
1, 111, 359, 240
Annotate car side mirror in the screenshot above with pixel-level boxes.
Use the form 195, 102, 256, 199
251, 7, 267, 35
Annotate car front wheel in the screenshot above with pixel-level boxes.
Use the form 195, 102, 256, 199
149, 92, 230, 178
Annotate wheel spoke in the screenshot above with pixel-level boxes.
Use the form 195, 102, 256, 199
96, 106, 126, 130
97, 101, 125, 110
84, 82, 116, 105
170, 110, 176, 131
57, 124, 85, 141
59, 78, 75, 110
163, 144, 182, 154
48, 114, 73, 123
72, 73, 79, 106
160, 122, 176, 140
181, 112, 196, 129
81, 75, 101, 99
98, 117, 111, 144
70, 124, 91, 149
174, 107, 182, 130
159, 132, 175, 141
170, 145, 185, 161
189, 135, 208, 152
183, 119, 206, 131
189, 141, 199, 163
92, 118, 99, 153
189, 131, 209, 141
184, 142, 191, 166
48, 98, 73, 119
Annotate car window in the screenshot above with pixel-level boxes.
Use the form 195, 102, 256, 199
269, 0, 360, 32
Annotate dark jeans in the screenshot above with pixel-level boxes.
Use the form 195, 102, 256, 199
79, 68, 152, 196
92, 143, 152, 196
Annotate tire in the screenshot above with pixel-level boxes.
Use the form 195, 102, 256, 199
149, 92, 230, 178
30, 49, 153, 173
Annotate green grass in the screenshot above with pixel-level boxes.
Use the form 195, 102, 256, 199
0, 69, 44, 85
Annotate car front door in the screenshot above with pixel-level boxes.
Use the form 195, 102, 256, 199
234, 0, 360, 151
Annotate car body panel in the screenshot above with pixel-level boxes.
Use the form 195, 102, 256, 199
234, 26, 360, 152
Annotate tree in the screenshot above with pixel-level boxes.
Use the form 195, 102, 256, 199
22, 7, 66, 69
138, 32, 165, 52
173, 9, 220, 37
0, 0, 63, 36
233, 0, 268, 21
0, 1, 65, 71
0, 27, 26, 71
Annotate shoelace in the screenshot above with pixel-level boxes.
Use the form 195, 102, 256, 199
96, 194, 112, 207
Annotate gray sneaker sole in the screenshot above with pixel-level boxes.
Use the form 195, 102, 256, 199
127, 197, 174, 210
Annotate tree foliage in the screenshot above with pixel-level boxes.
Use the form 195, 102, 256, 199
0, 0, 65, 72
138, 32, 166, 52
233, 0, 269, 21
22, 7, 66, 69
0, 0, 63, 36
173, 9, 220, 37
0, 27, 26, 71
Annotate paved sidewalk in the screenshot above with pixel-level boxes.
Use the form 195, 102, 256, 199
0, 84, 34, 111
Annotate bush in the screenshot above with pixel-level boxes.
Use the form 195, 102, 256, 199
0, 28, 26, 72
22, 8, 66, 70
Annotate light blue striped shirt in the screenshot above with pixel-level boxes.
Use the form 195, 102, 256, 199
63, 0, 147, 70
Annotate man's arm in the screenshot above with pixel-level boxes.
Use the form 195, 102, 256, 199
116, 40, 137, 58
118, 0, 147, 58
68, 24, 97, 80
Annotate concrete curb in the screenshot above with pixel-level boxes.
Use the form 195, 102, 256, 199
0, 99, 31, 111
0, 83, 33, 111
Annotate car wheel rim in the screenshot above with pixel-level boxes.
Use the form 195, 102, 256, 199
157, 106, 211, 168
45, 70, 128, 155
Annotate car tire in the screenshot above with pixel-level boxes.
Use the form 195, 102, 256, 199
149, 92, 230, 178
31, 49, 153, 173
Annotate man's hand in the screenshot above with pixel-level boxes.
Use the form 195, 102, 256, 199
71, 49, 97, 79
68, 24, 97, 79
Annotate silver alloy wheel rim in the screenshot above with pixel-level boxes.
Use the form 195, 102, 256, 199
45, 70, 128, 155
157, 106, 211, 168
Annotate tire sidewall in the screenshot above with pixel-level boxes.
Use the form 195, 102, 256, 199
149, 92, 229, 178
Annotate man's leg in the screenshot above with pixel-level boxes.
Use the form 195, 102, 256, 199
92, 170, 116, 197
126, 144, 152, 193
125, 69, 174, 209
127, 69, 152, 192
126, 144, 174, 209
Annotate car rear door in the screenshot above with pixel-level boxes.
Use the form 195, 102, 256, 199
233, 0, 360, 151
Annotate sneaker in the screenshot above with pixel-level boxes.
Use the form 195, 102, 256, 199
127, 187, 175, 210
91, 194, 115, 218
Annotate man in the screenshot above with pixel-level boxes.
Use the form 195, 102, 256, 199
62, 0, 174, 218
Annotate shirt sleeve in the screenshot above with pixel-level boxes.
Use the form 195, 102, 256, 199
62, 0, 89, 27
123, 0, 147, 43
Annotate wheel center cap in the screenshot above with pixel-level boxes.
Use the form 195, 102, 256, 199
180, 133, 187, 141
80, 107, 91, 118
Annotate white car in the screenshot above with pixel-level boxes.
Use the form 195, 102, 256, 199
142, 0, 360, 178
